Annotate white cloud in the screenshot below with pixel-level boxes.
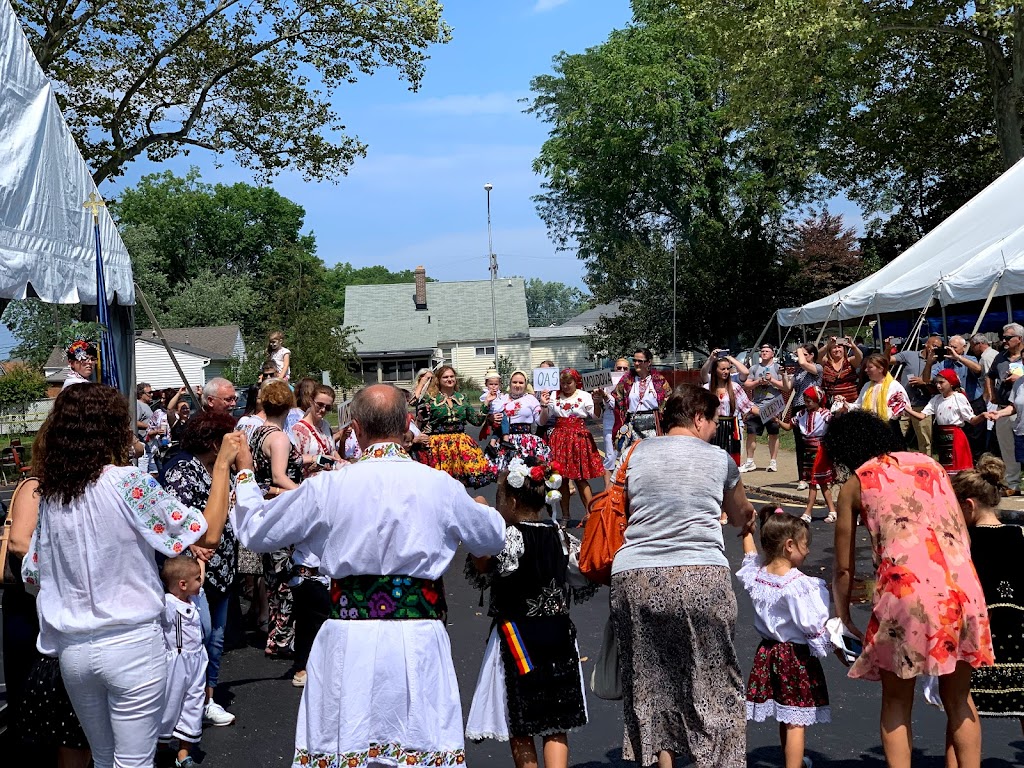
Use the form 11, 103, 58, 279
398, 92, 527, 117
533, 0, 571, 12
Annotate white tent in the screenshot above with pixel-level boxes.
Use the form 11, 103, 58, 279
778, 156, 1024, 327
0, 0, 134, 393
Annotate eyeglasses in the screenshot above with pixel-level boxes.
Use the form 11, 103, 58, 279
218, 395, 238, 402
632, 358, 648, 364
142, 390, 152, 395
312, 401, 332, 410
614, 366, 629, 371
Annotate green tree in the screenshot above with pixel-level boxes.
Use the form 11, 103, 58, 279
0, 364, 48, 434
164, 269, 261, 328
524, 279, 592, 327
2, 302, 103, 370
782, 212, 866, 304
529, 22, 798, 354
12, 0, 452, 184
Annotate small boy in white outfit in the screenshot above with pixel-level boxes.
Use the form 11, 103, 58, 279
159, 557, 209, 768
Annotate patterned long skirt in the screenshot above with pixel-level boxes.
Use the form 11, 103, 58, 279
493, 427, 552, 473
424, 432, 496, 488
263, 549, 295, 657
746, 640, 830, 725
936, 424, 973, 475
549, 417, 604, 481
610, 566, 746, 767
712, 416, 742, 466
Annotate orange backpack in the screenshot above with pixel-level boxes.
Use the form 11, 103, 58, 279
578, 443, 639, 585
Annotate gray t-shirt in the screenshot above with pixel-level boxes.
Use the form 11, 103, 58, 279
136, 400, 153, 440
612, 436, 740, 574
744, 362, 781, 404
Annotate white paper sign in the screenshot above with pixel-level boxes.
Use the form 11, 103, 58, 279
533, 367, 561, 392
581, 369, 613, 391
757, 395, 786, 424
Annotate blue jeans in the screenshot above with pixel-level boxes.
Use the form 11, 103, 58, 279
196, 589, 229, 690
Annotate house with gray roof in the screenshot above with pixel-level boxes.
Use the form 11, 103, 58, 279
344, 267, 532, 386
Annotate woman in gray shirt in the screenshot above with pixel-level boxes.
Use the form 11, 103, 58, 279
611, 384, 755, 768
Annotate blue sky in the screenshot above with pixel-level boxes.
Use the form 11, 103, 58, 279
117, 0, 636, 288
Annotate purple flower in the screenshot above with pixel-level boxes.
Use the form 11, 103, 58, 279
367, 591, 396, 618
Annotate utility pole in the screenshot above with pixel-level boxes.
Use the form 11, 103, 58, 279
485, 183, 499, 368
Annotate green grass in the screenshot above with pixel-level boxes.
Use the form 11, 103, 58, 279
756, 429, 796, 452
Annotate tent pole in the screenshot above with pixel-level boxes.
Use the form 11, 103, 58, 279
970, 276, 1002, 336
875, 314, 884, 352
891, 292, 935, 380
1007, 295, 1014, 324
134, 283, 195, 397
941, 304, 948, 339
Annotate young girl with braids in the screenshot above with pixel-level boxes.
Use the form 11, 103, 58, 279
737, 505, 834, 768
464, 457, 596, 768
952, 455, 1024, 731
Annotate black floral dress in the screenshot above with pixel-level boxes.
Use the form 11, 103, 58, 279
250, 424, 303, 656
465, 521, 596, 739
161, 453, 237, 595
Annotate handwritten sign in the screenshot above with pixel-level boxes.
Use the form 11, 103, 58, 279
757, 395, 786, 424
337, 398, 353, 427
533, 367, 561, 392
581, 369, 613, 391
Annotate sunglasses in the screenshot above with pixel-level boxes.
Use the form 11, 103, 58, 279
614, 366, 630, 371
632, 358, 648, 364
1003, 335, 1018, 341
312, 401, 332, 410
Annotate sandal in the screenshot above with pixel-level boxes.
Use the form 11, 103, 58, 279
824, 514, 837, 523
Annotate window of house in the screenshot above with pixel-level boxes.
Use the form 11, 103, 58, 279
475, 346, 495, 356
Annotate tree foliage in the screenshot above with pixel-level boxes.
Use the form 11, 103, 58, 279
782, 212, 866, 303
2, 302, 103, 370
0, 364, 48, 424
529, 21, 800, 355
12, 0, 452, 184
524, 279, 592, 327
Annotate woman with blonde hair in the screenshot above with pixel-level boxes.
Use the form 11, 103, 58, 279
414, 365, 495, 487
489, 369, 551, 472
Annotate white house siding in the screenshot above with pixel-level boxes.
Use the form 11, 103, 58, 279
448, 340, 531, 386
134, 341, 208, 389
529, 337, 593, 371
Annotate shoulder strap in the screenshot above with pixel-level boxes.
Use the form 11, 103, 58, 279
613, 442, 640, 487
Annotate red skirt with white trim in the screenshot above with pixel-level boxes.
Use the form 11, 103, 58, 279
549, 417, 604, 480
936, 424, 973, 475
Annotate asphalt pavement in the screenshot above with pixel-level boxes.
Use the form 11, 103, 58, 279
178, 484, 1024, 768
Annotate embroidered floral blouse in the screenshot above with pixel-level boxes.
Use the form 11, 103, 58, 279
501, 393, 543, 425
24, 465, 209, 655
549, 390, 595, 420
417, 392, 488, 433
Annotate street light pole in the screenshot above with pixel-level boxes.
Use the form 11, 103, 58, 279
485, 183, 499, 368
672, 244, 677, 369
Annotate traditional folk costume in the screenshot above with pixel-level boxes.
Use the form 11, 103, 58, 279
968, 523, 1024, 717
465, 520, 597, 742
920, 369, 975, 475
290, 416, 337, 478
159, 594, 208, 746
479, 370, 506, 456
794, 386, 834, 487
611, 369, 671, 453
250, 424, 304, 657
704, 381, 754, 466
736, 551, 833, 726
417, 391, 496, 488
546, 372, 604, 481
232, 443, 506, 768
853, 373, 910, 423
491, 391, 551, 472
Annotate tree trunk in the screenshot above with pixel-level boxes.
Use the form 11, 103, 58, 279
994, 84, 1024, 168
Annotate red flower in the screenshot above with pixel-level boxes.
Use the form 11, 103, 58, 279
878, 560, 919, 598
171, 511, 183, 522
172, 542, 183, 553
529, 466, 544, 481
550, 461, 563, 474
131, 487, 144, 500
153, 523, 165, 534
422, 585, 439, 604
189, 522, 202, 532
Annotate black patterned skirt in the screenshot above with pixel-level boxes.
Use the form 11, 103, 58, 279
746, 639, 830, 725
713, 416, 742, 466
493, 427, 552, 473
17, 656, 89, 749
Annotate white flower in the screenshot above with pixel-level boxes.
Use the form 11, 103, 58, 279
545, 472, 562, 490
545, 489, 562, 505
507, 457, 528, 489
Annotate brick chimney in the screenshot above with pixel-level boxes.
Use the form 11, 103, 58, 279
414, 266, 427, 310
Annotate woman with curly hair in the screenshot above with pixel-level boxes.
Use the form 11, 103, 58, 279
826, 410, 993, 768
21, 384, 249, 768
412, 366, 495, 488
159, 410, 243, 727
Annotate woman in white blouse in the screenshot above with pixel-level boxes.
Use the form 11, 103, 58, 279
23, 383, 250, 768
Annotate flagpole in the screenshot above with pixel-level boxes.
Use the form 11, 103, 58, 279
83, 191, 120, 389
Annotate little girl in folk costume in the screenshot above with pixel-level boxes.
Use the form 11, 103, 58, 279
738, 506, 834, 768
480, 369, 508, 458
777, 386, 837, 523
905, 368, 985, 475
465, 458, 596, 768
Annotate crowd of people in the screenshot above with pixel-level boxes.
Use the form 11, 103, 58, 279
2, 325, 1024, 768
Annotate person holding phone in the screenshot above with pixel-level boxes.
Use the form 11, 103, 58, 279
290, 384, 343, 478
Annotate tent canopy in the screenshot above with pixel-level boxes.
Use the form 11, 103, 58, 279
0, 0, 133, 306
779, 156, 1024, 327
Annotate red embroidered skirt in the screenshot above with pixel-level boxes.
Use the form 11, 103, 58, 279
746, 639, 830, 725
549, 417, 604, 480
936, 425, 973, 475
802, 436, 835, 486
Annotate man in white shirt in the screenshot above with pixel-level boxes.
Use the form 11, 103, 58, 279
232, 384, 506, 767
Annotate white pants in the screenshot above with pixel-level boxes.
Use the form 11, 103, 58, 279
59, 621, 167, 768
160, 647, 207, 743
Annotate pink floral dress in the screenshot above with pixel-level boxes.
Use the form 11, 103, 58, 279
852, 452, 993, 681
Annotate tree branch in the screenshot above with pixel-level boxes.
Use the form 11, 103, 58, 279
879, 23, 1005, 56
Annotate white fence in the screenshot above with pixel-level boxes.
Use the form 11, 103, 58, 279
0, 397, 54, 435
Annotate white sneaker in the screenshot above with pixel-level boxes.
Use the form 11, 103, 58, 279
203, 701, 235, 726
738, 459, 756, 473
767, 459, 778, 472
796, 480, 809, 491
801, 513, 812, 524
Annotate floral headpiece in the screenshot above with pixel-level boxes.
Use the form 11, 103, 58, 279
66, 338, 97, 362
506, 456, 564, 505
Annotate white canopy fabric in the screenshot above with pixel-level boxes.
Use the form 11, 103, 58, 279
779, 156, 1024, 327
0, 0, 134, 305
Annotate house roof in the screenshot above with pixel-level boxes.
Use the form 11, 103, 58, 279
560, 302, 621, 329
136, 336, 218, 360
134, 325, 240, 360
344, 278, 530, 354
